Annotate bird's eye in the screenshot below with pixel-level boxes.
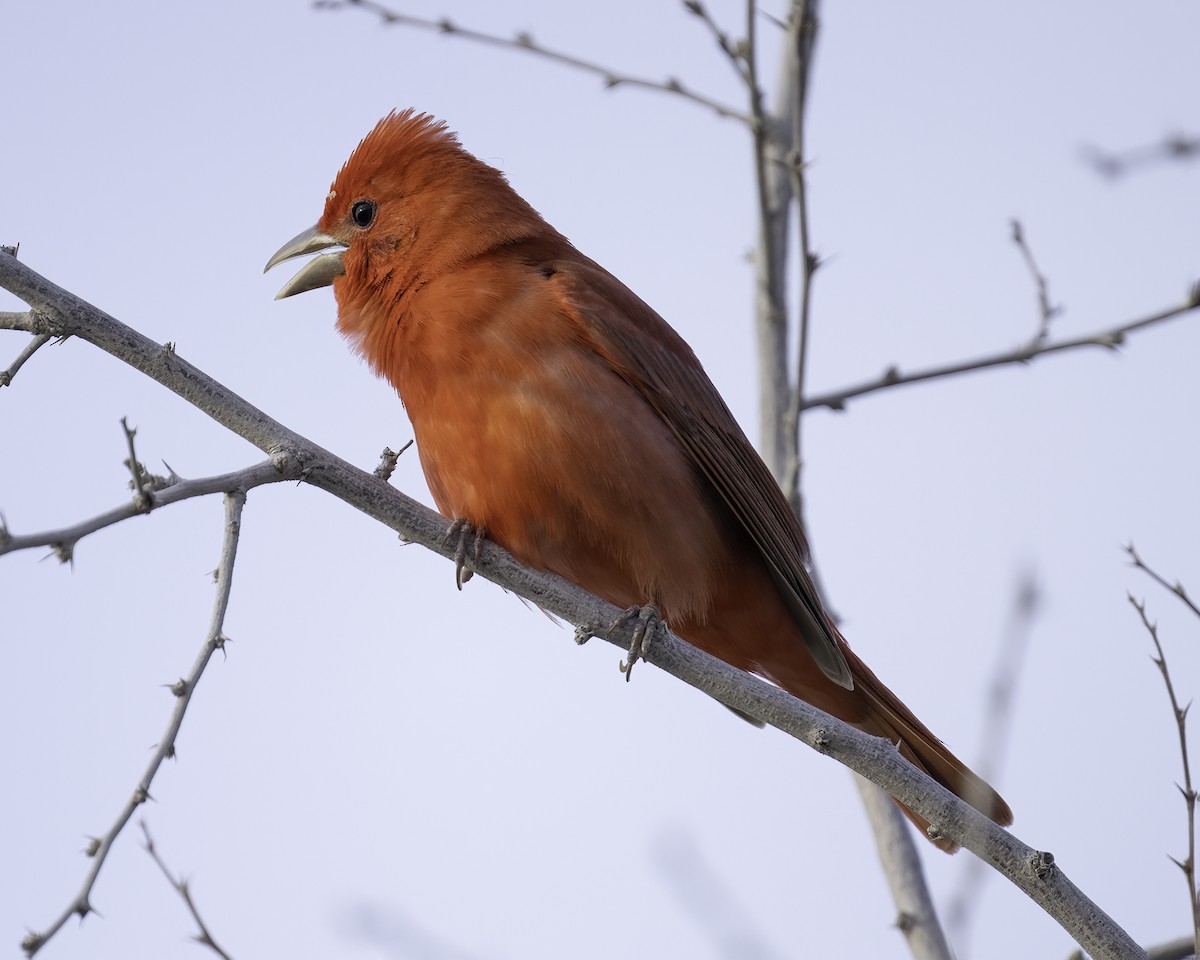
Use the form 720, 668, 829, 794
351, 200, 377, 229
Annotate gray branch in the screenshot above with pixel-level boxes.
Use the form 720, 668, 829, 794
0, 250, 1150, 960
21, 489, 251, 957
800, 286, 1200, 413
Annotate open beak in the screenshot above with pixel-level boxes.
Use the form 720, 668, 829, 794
264, 225, 346, 300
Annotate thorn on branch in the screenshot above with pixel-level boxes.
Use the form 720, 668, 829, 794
120, 418, 154, 512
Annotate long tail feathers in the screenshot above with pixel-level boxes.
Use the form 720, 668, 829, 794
839, 644, 1013, 854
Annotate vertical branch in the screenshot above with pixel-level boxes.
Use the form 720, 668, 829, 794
747, 8, 948, 958
746, 0, 791, 481
856, 776, 953, 960
782, 0, 819, 517
1129, 593, 1200, 951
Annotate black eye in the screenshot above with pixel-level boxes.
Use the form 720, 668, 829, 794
351, 199, 376, 229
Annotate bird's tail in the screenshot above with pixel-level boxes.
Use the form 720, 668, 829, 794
837, 641, 1013, 853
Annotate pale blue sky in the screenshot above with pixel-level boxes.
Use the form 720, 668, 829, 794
3, 1, 1199, 957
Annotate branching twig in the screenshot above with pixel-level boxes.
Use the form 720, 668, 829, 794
0, 250, 1151, 960
0, 332, 53, 387
1083, 133, 1200, 179
0, 460, 291, 562
1128, 592, 1199, 952
316, 0, 749, 123
22, 489, 248, 958
1127, 543, 1200, 620
800, 285, 1200, 413
682, 0, 750, 86
1010, 219, 1062, 347
140, 822, 234, 960
120, 417, 154, 512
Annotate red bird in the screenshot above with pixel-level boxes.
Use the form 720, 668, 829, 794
266, 110, 1012, 849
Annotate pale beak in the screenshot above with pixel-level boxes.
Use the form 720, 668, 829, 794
264, 225, 346, 300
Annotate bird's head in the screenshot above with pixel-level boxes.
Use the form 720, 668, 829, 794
265, 109, 548, 301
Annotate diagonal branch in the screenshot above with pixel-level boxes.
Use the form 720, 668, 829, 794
0, 250, 1150, 959
800, 285, 1200, 413
1, 332, 53, 387
317, 0, 749, 124
1, 460, 292, 563
1127, 543, 1200, 620
22, 490, 249, 958
140, 821, 235, 960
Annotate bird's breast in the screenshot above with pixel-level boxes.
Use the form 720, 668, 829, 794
393, 292, 728, 622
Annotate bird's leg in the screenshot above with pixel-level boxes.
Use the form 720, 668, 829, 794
441, 518, 487, 590
607, 603, 664, 682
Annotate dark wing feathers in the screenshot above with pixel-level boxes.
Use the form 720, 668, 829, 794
555, 258, 853, 689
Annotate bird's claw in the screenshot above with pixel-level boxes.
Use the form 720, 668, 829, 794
442, 518, 487, 590
608, 603, 663, 682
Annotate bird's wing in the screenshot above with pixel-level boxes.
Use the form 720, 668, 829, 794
550, 255, 853, 689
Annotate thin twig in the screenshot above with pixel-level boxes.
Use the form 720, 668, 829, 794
140, 822, 234, 960
1082, 133, 1200, 179
0, 332, 53, 387
1127, 543, 1200, 620
0, 460, 290, 562
317, 0, 749, 124
800, 285, 1200, 413
119, 417, 154, 512
682, 0, 751, 85
1128, 592, 1199, 951
1010, 219, 1062, 347
21, 491, 248, 958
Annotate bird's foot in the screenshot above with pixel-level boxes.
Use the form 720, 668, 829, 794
607, 603, 664, 682
442, 518, 487, 590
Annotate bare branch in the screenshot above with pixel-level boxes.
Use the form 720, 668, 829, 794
23, 489, 248, 958
0, 250, 1151, 960
1, 460, 291, 561
1083, 132, 1200, 179
801, 286, 1200, 413
1010, 219, 1062, 347
681, 0, 750, 86
856, 777, 953, 960
140, 822, 234, 960
1128, 592, 1199, 951
1127, 543, 1200, 621
0, 332, 53, 387
780, 0, 819, 516
316, 0, 749, 124
119, 417, 154, 512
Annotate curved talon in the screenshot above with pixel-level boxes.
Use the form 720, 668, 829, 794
608, 603, 663, 682
442, 518, 487, 590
